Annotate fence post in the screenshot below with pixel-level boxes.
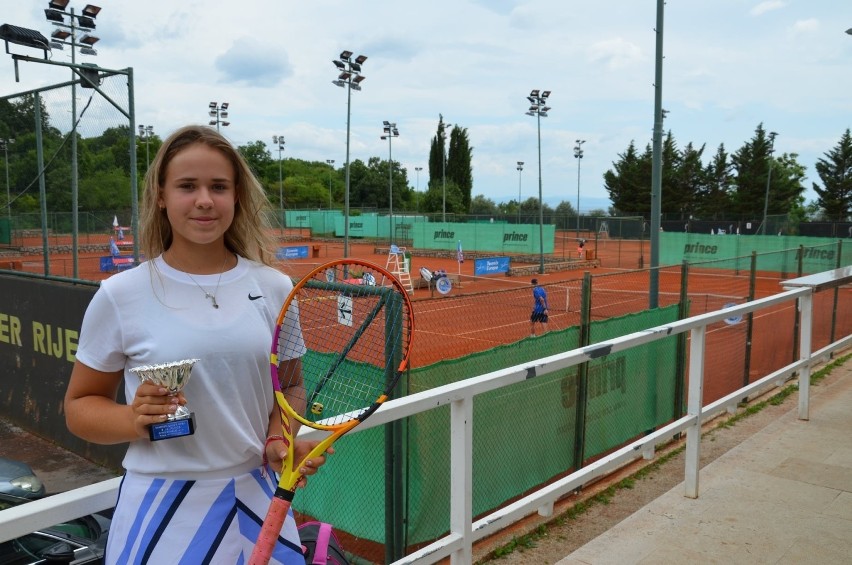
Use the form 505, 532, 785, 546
792, 246, 804, 364
797, 291, 813, 421
742, 252, 757, 389
674, 260, 689, 418
684, 324, 706, 499
572, 271, 593, 471
830, 240, 842, 345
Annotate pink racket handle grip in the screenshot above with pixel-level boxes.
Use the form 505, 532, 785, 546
248, 495, 293, 565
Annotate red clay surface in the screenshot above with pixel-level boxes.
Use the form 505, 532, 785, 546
4, 232, 813, 406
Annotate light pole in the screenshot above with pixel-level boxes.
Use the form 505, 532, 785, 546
574, 139, 585, 238
332, 50, 367, 258
272, 135, 285, 230
326, 159, 335, 209
442, 123, 453, 222
415, 166, 423, 212
208, 102, 230, 131
516, 161, 524, 224
137, 125, 153, 170
1, 138, 14, 224
760, 131, 778, 235
44, 1, 103, 279
525, 89, 551, 274
381, 121, 400, 244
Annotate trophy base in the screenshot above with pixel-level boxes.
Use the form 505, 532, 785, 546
149, 413, 196, 441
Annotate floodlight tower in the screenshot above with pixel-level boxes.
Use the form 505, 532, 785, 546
208, 102, 230, 131
138, 125, 154, 169
332, 50, 367, 258
516, 161, 524, 223
272, 135, 285, 228
381, 121, 400, 244
44, 1, 103, 279
525, 89, 551, 274
1, 138, 14, 224
760, 131, 778, 235
326, 159, 335, 209
574, 140, 585, 238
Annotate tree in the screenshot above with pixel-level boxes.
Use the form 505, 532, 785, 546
696, 144, 734, 219
469, 194, 498, 216
425, 117, 472, 216
446, 125, 473, 211
238, 140, 273, 178
666, 139, 706, 219
812, 129, 852, 221
426, 116, 452, 215
603, 141, 652, 217
730, 123, 805, 220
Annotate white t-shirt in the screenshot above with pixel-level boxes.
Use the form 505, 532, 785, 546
74, 254, 305, 479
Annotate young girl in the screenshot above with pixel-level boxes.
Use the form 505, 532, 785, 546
65, 125, 328, 564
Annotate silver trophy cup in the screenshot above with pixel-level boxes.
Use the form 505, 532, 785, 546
130, 359, 200, 441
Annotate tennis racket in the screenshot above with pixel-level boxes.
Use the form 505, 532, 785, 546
249, 258, 414, 565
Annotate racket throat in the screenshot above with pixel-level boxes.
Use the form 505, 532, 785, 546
273, 487, 296, 502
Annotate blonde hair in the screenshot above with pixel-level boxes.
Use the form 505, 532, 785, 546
140, 125, 276, 265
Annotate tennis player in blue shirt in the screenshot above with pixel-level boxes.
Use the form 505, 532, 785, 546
530, 278, 549, 336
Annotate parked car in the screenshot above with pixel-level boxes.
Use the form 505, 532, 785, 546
0, 492, 111, 564
0, 457, 46, 499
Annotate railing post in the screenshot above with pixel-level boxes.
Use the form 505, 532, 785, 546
797, 291, 813, 421
449, 396, 473, 564
684, 324, 706, 499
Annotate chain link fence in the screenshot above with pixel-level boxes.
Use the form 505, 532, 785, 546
292, 242, 849, 562
0, 66, 136, 277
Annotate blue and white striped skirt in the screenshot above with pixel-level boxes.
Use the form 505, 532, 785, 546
106, 467, 304, 565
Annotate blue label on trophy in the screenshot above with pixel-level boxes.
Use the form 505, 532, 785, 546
149, 413, 196, 441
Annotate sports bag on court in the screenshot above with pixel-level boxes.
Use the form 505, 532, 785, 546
298, 521, 350, 565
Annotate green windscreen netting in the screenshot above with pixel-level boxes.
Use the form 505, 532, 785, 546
294, 305, 680, 550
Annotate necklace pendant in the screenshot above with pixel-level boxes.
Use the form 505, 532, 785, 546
204, 292, 219, 309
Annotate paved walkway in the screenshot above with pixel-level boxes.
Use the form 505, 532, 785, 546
558, 360, 852, 564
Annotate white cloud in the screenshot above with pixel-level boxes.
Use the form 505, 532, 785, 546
588, 38, 646, 71
751, 1, 787, 17
791, 18, 819, 34
1, 0, 848, 208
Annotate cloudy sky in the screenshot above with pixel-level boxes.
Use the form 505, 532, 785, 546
2, 1, 850, 212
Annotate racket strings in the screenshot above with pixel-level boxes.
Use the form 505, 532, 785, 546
274, 263, 412, 426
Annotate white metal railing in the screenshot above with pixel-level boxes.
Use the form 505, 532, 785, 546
2, 271, 850, 565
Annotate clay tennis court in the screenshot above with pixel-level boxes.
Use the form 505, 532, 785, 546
5, 232, 804, 401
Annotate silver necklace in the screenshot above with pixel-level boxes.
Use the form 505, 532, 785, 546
172, 252, 229, 309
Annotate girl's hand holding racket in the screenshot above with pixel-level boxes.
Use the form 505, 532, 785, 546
249, 259, 414, 565
263, 438, 334, 485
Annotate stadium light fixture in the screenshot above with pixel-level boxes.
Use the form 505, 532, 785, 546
381, 121, 400, 244
516, 161, 524, 224
1, 138, 15, 224
574, 140, 585, 239
138, 125, 154, 170
43, 1, 104, 278
326, 160, 335, 209
272, 135, 286, 229
332, 49, 367, 258
81, 4, 101, 18
526, 88, 551, 274
0, 24, 50, 53
760, 132, 778, 235
208, 102, 230, 131
414, 166, 423, 212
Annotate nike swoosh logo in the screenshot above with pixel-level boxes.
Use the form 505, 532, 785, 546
248, 293, 263, 301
